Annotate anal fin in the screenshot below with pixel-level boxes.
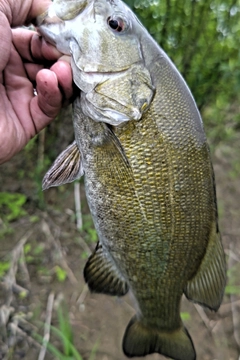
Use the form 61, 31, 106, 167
184, 223, 226, 310
84, 242, 129, 296
123, 315, 196, 360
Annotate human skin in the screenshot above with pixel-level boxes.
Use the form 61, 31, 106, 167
0, 0, 73, 164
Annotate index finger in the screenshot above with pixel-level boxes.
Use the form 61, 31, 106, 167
12, 28, 63, 63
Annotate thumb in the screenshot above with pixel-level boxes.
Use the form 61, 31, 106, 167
0, 12, 11, 75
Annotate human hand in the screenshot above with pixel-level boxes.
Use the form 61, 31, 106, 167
0, 0, 73, 164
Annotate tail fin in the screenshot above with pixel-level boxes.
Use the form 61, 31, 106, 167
122, 316, 196, 360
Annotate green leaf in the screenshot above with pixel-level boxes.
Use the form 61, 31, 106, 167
180, 312, 191, 321
33, 244, 45, 255
57, 304, 73, 356
0, 261, 10, 278
81, 251, 89, 260
50, 325, 83, 360
0, 192, 27, 221
225, 285, 240, 295
55, 266, 67, 282
24, 244, 31, 255
30, 215, 40, 223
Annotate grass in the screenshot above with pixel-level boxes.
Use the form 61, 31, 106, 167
35, 301, 98, 360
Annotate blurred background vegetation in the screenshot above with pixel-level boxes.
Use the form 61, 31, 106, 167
0, 1, 240, 359
125, 0, 240, 145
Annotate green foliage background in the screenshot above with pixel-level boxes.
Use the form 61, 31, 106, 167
124, 0, 240, 143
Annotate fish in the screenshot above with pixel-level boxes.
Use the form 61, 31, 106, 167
36, 1, 226, 359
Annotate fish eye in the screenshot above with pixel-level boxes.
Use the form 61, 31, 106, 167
107, 16, 125, 32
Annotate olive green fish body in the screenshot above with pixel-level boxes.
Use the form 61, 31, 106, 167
37, 1, 226, 359
73, 73, 214, 325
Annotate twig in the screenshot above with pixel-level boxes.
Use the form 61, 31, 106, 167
77, 284, 89, 310
12, 312, 38, 333
74, 181, 82, 230
38, 292, 55, 360
225, 248, 240, 263
4, 231, 32, 306
77, 235, 92, 256
194, 304, 212, 329
0, 305, 14, 342
211, 319, 230, 360
221, 298, 240, 313
38, 128, 46, 168
41, 220, 78, 285
229, 243, 240, 349
0, 231, 32, 357
0, 305, 14, 327
53, 292, 64, 310
18, 247, 31, 285
8, 322, 41, 349
12, 283, 29, 297
194, 304, 230, 359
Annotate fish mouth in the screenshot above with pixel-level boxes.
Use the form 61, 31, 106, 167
35, 8, 62, 28
35, 10, 63, 47
34, 10, 48, 27
35, 1, 92, 47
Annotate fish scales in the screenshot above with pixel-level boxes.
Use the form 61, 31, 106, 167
37, 1, 226, 359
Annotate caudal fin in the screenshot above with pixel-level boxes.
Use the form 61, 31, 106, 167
122, 316, 196, 360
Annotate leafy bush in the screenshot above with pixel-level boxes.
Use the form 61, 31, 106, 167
0, 192, 27, 221
124, 0, 240, 143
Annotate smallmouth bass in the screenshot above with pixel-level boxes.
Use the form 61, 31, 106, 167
37, 1, 226, 359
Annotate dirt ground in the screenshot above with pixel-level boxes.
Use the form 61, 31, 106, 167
0, 109, 240, 360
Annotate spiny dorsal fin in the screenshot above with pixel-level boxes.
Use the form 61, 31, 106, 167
42, 141, 83, 190
184, 222, 226, 311
84, 242, 129, 296
123, 315, 196, 360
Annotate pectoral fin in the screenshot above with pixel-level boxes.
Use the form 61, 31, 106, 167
84, 242, 129, 296
184, 223, 226, 311
42, 141, 83, 190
